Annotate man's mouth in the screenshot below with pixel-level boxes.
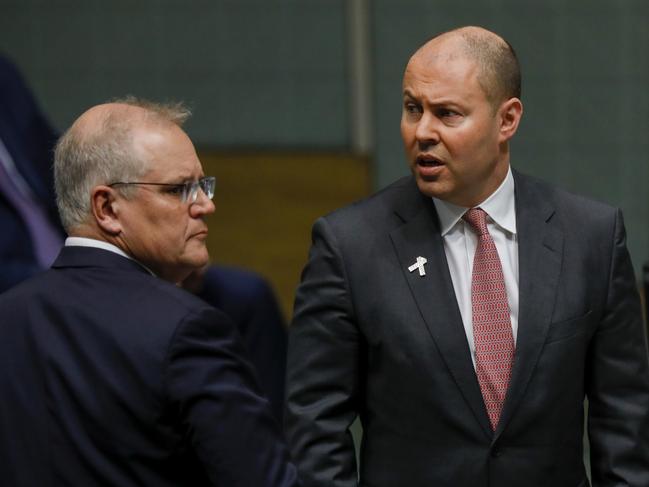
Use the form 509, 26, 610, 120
416, 155, 444, 167
190, 229, 208, 239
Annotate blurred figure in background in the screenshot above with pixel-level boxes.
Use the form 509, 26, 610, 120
185, 265, 288, 420
0, 53, 64, 291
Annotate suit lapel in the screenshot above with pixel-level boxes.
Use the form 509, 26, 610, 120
389, 182, 493, 438
494, 172, 563, 440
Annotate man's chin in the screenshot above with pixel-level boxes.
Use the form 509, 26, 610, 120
189, 248, 211, 270
415, 177, 445, 199
184, 240, 210, 263
156, 253, 210, 285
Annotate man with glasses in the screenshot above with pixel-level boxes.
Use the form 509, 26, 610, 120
0, 98, 299, 486
0, 56, 288, 426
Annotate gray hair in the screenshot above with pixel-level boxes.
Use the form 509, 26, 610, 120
54, 97, 191, 231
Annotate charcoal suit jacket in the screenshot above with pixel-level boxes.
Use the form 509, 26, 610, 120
0, 245, 299, 486
285, 170, 649, 487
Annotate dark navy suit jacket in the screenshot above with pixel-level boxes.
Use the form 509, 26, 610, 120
198, 266, 288, 421
0, 54, 63, 292
0, 246, 299, 486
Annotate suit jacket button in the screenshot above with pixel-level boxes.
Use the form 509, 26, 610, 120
491, 448, 502, 458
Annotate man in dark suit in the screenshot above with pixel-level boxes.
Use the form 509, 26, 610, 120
285, 26, 649, 486
0, 55, 288, 420
0, 98, 299, 486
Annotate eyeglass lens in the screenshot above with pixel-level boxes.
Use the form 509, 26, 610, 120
185, 177, 215, 202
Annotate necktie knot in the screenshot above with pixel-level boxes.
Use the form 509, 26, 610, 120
463, 207, 489, 236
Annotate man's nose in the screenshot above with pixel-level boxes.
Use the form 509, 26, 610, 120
189, 190, 215, 217
415, 113, 440, 149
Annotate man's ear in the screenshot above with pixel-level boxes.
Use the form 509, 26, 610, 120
91, 186, 122, 235
498, 97, 523, 143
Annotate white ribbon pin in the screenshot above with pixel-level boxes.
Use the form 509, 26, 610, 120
408, 256, 428, 277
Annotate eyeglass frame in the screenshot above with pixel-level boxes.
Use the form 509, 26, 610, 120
108, 176, 216, 203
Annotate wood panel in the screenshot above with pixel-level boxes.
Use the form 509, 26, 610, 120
199, 151, 371, 319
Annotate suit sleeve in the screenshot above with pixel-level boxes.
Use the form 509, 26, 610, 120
163, 305, 300, 487
286, 217, 362, 487
241, 278, 288, 423
587, 209, 649, 486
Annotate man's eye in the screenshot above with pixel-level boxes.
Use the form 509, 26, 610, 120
438, 108, 460, 118
167, 185, 185, 195
404, 102, 422, 114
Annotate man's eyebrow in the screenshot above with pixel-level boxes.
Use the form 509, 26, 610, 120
156, 178, 186, 185
170, 173, 195, 183
403, 91, 463, 108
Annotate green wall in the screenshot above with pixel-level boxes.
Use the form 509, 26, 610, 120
0, 0, 349, 148
1, 0, 647, 273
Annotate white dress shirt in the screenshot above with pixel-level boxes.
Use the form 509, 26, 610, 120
432, 167, 518, 367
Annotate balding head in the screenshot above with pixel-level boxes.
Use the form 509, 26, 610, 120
400, 26, 524, 206
54, 98, 191, 232
410, 26, 521, 107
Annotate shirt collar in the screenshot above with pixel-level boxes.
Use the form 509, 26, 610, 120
432, 166, 516, 236
65, 237, 156, 275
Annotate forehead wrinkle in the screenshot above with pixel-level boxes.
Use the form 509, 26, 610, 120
403, 57, 482, 105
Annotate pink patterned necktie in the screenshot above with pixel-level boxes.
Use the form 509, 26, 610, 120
463, 207, 515, 431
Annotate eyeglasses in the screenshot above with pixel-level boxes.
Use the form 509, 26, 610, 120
108, 176, 216, 203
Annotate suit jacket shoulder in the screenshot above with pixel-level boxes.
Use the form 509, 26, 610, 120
513, 171, 621, 251
0, 247, 299, 487
318, 175, 431, 251
514, 170, 616, 216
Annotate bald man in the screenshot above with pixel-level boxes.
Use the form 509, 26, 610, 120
286, 27, 649, 486
0, 99, 299, 486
